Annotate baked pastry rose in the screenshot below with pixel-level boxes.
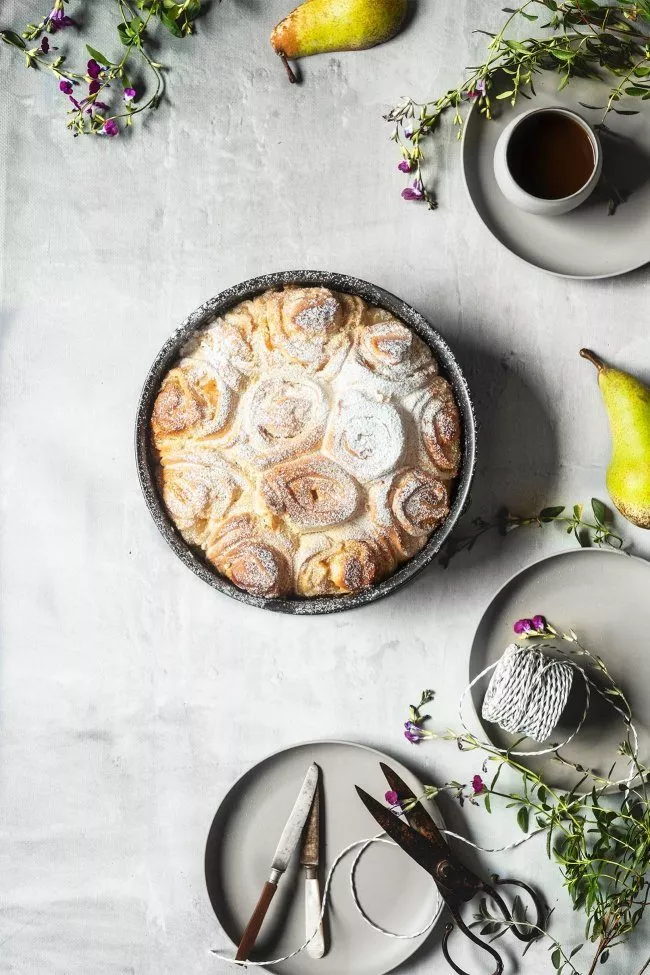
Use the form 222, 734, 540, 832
296, 534, 397, 597
260, 286, 361, 377
418, 377, 462, 476
325, 388, 404, 483
378, 469, 450, 538
260, 454, 359, 531
354, 309, 437, 391
151, 361, 234, 450
205, 514, 294, 597
192, 305, 256, 392
157, 446, 245, 546
241, 373, 328, 469
150, 285, 462, 599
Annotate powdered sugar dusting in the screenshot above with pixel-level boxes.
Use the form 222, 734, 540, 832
149, 283, 462, 600
294, 296, 340, 335
325, 388, 404, 483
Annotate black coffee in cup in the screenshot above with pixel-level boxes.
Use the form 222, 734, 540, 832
506, 110, 596, 200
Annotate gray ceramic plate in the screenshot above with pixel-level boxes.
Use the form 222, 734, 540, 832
463, 71, 650, 278
469, 548, 650, 790
135, 271, 476, 615
204, 741, 444, 975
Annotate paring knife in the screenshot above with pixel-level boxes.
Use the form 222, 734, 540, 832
235, 762, 320, 962
300, 784, 326, 959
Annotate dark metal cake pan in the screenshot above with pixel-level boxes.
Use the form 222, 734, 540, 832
135, 271, 476, 615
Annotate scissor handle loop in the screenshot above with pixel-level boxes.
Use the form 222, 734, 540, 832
441, 916, 504, 975
481, 876, 546, 943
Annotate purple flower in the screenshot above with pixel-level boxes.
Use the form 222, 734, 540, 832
87, 59, 102, 79
41, 36, 50, 54
95, 101, 110, 112
472, 775, 486, 795
401, 179, 425, 202
48, 7, 75, 31
88, 80, 100, 95
69, 95, 81, 110
123, 87, 137, 103
398, 159, 412, 173
404, 720, 427, 743
103, 119, 119, 137
403, 124, 414, 139
514, 615, 548, 635
514, 618, 534, 635
59, 80, 74, 95
385, 790, 400, 807
467, 78, 487, 100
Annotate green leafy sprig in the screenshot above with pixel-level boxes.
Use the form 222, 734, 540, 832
387, 0, 650, 208
1, 0, 202, 137
405, 626, 650, 973
439, 498, 624, 568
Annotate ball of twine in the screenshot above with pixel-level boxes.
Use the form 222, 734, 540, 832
481, 643, 574, 743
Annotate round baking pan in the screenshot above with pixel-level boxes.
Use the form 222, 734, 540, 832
135, 270, 476, 614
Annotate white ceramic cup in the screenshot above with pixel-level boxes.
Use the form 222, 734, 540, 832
493, 107, 602, 216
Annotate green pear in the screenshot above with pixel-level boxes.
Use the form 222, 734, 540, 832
581, 348, 650, 529
271, 0, 408, 82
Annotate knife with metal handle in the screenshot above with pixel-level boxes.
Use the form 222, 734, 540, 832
235, 762, 320, 963
300, 787, 325, 959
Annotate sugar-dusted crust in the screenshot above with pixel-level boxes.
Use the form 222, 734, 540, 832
150, 286, 461, 598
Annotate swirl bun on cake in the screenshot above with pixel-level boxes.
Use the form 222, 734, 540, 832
205, 514, 294, 598
259, 287, 362, 378
354, 309, 437, 391
158, 445, 245, 546
325, 389, 404, 483
391, 469, 450, 535
260, 454, 359, 531
150, 285, 462, 599
418, 377, 462, 476
241, 373, 328, 469
191, 305, 256, 392
296, 533, 397, 597
151, 361, 235, 453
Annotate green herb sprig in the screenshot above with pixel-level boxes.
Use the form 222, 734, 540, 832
387, 0, 650, 209
405, 626, 650, 973
1, 0, 203, 137
439, 498, 624, 568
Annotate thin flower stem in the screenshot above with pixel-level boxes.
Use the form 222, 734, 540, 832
602, 55, 650, 124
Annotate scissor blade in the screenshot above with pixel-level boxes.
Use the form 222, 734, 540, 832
355, 786, 438, 879
379, 762, 449, 855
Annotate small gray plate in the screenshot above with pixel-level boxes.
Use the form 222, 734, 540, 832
462, 72, 650, 278
205, 741, 444, 975
469, 549, 650, 790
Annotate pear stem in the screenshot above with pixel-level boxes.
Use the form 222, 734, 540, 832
580, 348, 605, 372
278, 50, 297, 84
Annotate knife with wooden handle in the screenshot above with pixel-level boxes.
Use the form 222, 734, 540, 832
300, 786, 326, 959
235, 762, 320, 963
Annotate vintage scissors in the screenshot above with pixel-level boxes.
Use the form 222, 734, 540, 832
355, 763, 544, 975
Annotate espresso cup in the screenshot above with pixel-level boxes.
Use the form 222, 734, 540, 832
494, 107, 602, 216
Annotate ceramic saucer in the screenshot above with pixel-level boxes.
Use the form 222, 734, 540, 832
462, 72, 650, 278
469, 548, 650, 790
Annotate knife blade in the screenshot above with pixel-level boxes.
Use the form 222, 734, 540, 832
300, 786, 325, 959
235, 762, 320, 962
